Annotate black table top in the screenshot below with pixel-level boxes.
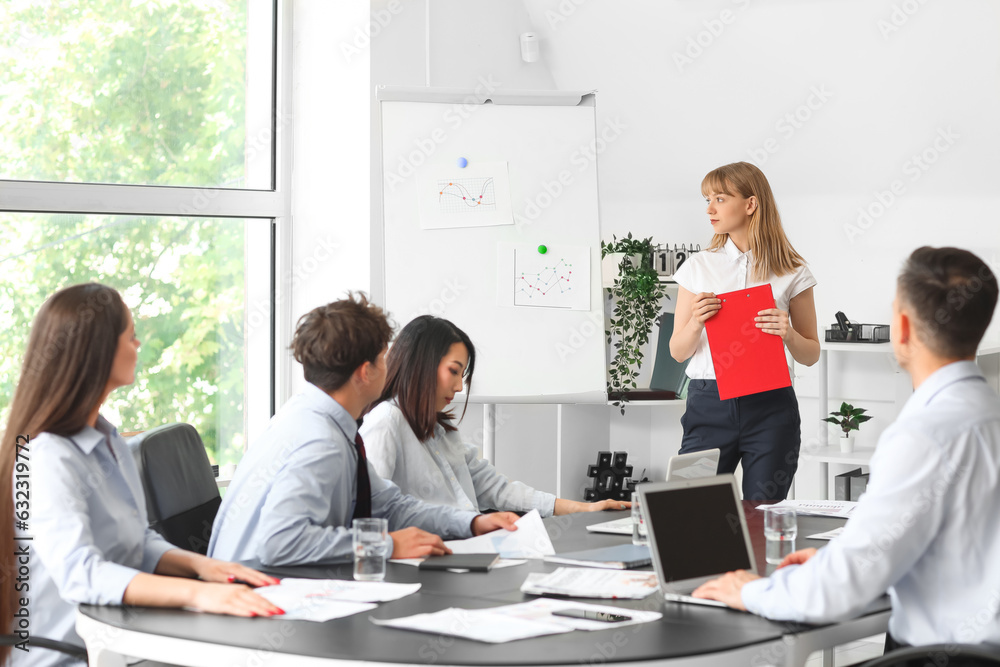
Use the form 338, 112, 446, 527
80, 504, 886, 665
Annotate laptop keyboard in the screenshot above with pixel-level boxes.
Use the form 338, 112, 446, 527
585, 517, 633, 535
661, 593, 729, 608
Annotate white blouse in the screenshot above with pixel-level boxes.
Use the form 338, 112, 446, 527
671, 238, 817, 380
360, 401, 556, 517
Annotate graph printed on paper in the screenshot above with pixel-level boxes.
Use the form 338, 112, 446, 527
437, 177, 497, 213
514, 250, 575, 309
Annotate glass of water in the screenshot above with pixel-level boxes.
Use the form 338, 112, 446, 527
631, 487, 648, 546
763, 506, 797, 565
352, 518, 389, 581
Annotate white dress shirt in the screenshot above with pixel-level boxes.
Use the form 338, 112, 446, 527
671, 238, 816, 380
208, 383, 479, 566
741, 361, 1000, 647
361, 401, 556, 517
15, 416, 176, 667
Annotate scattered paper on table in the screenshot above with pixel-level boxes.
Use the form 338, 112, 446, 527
254, 579, 420, 622
806, 527, 845, 541
444, 509, 555, 558
418, 162, 513, 229
487, 598, 662, 631
256, 594, 374, 622
371, 607, 570, 643
758, 499, 857, 518
371, 599, 661, 643
268, 579, 421, 602
521, 568, 659, 600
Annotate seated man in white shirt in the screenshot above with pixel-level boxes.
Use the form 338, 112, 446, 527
693, 246, 1000, 655
208, 293, 518, 566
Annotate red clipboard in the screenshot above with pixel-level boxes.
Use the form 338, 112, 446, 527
703, 284, 791, 400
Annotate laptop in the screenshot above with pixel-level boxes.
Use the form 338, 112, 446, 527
586, 449, 721, 535
639, 474, 756, 607
665, 448, 720, 481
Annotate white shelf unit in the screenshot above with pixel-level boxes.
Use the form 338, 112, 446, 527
817, 342, 903, 447
807, 341, 1000, 498
808, 342, 903, 499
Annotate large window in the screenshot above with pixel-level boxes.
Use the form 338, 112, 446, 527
0, 0, 272, 189
0, 213, 270, 465
0, 0, 285, 463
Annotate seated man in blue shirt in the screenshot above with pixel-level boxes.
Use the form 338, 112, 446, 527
209, 293, 518, 565
694, 246, 1000, 652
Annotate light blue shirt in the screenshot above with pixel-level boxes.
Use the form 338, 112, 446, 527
362, 401, 556, 517
15, 416, 175, 667
742, 361, 1000, 647
208, 383, 479, 566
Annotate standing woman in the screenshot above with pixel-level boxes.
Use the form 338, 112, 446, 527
1, 284, 281, 667
361, 316, 629, 516
669, 162, 819, 501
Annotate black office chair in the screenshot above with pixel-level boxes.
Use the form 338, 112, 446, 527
0, 635, 87, 661
0, 635, 183, 667
128, 423, 221, 555
862, 643, 1000, 667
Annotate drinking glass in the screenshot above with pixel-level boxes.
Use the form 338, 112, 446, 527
763, 506, 797, 565
631, 489, 648, 546
352, 518, 389, 581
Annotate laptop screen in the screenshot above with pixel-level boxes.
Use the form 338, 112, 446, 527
643, 481, 753, 583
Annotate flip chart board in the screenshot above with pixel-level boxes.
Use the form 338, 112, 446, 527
373, 87, 607, 403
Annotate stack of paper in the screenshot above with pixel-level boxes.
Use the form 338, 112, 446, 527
255, 579, 420, 622
520, 568, 659, 599
758, 499, 857, 518
371, 607, 570, 643
371, 599, 661, 643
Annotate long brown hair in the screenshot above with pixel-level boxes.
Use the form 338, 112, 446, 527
374, 316, 476, 442
701, 162, 805, 281
1, 284, 126, 657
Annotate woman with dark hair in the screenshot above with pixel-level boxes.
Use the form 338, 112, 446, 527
360, 315, 629, 516
1, 284, 282, 667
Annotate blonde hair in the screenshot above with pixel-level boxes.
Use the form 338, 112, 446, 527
701, 162, 805, 282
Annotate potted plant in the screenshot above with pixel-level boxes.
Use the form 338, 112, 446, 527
823, 402, 872, 453
601, 234, 665, 413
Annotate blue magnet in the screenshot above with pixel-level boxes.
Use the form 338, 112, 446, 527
457, 157, 468, 168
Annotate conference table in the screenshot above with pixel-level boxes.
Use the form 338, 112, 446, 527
77, 504, 889, 667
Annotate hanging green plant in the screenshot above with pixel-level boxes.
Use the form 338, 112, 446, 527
601, 233, 665, 414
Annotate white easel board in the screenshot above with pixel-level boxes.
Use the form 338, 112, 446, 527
374, 87, 606, 403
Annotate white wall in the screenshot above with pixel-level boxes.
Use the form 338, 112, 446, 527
290, 0, 1000, 499
288, 0, 374, 395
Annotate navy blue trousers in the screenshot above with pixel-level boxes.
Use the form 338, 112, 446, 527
679, 379, 801, 501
